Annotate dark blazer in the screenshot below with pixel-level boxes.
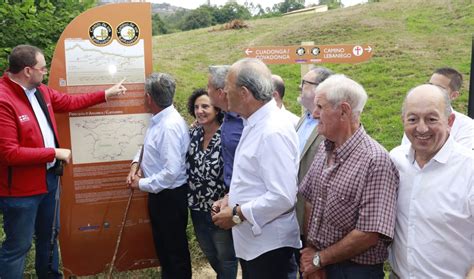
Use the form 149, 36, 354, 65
295, 113, 324, 234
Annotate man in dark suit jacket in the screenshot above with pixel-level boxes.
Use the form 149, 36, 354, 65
294, 67, 333, 277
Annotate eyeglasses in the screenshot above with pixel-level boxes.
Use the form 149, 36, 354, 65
300, 79, 319, 88
29, 66, 48, 73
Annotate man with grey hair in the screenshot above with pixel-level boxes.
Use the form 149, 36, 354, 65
127, 73, 191, 278
299, 75, 399, 278
212, 58, 301, 278
389, 84, 474, 278
292, 66, 333, 277
272, 74, 299, 127
206, 65, 240, 277
207, 65, 243, 192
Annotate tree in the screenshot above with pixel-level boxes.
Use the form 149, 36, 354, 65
0, 0, 95, 72
181, 6, 214, 31
152, 13, 168, 35
319, 0, 342, 9
272, 0, 305, 14
214, 2, 251, 24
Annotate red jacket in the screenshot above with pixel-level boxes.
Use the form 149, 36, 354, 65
0, 73, 106, 197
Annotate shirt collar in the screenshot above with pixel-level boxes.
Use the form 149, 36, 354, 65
8, 76, 35, 96
405, 134, 453, 166
151, 105, 175, 125
245, 99, 277, 128
225, 111, 240, 119
324, 125, 365, 162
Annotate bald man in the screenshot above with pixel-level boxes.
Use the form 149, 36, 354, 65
401, 67, 474, 149
272, 74, 299, 127
390, 84, 474, 278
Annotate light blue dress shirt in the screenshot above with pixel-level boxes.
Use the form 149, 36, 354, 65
296, 111, 318, 154
134, 105, 190, 193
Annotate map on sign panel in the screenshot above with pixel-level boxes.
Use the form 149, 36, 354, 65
64, 39, 145, 86
69, 113, 150, 164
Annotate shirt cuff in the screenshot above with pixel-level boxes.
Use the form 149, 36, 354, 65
138, 177, 153, 193
240, 202, 262, 236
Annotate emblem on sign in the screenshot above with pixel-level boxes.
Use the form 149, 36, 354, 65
117, 21, 140, 45
89, 22, 112, 46
311, 47, 320, 56
296, 47, 306, 56
352, 45, 364, 56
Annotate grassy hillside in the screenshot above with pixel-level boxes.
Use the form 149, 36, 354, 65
154, 0, 473, 151
2, 0, 473, 276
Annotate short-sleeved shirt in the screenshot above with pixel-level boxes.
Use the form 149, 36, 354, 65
299, 126, 399, 264
186, 126, 226, 212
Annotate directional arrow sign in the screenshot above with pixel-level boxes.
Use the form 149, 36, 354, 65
243, 44, 373, 64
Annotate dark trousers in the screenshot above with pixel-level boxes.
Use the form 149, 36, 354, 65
148, 185, 191, 279
0, 172, 61, 279
291, 234, 305, 278
240, 247, 294, 279
325, 261, 384, 279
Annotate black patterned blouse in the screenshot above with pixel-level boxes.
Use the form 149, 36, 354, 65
186, 126, 226, 212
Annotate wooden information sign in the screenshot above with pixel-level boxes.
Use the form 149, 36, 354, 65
48, 3, 157, 276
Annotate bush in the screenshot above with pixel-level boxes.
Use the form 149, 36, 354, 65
0, 0, 95, 72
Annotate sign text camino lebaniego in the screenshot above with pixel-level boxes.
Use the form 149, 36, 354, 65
244, 44, 373, 64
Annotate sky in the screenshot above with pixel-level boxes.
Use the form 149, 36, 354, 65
151, 0, 368, 10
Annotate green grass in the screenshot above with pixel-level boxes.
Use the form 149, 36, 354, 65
1, 0, 473, 276
156, 0, 473, 149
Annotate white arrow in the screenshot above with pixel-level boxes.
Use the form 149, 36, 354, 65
245, 48, 253, 55
364, 46, 372, 52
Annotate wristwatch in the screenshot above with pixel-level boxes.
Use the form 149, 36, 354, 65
312, 251, 321, 269
232, 204, 242, 224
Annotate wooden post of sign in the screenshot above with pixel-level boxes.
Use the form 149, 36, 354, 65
300, 41, 315, 78
300, 41, 315, 115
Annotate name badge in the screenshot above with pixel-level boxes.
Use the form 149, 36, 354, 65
19, 115, 30, 122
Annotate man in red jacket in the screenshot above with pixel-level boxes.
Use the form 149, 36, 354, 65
0, 44, 126, 278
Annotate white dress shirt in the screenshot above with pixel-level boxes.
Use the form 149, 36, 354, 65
280, 105, 300, 128
402, 109, 474, 149
21, 85, 56, 169
389, 136, 474, 278
134, 105, 190, 194
229, 100, 301, 260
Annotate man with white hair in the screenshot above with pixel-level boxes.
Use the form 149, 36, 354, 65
299, 75, 399, 278
389, 84, 474, 278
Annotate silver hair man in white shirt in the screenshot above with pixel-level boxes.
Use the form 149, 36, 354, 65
126, 73, 191, 279
401, 67, 474, 149
212, 58, 301, 278
389, 84, 474, 278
